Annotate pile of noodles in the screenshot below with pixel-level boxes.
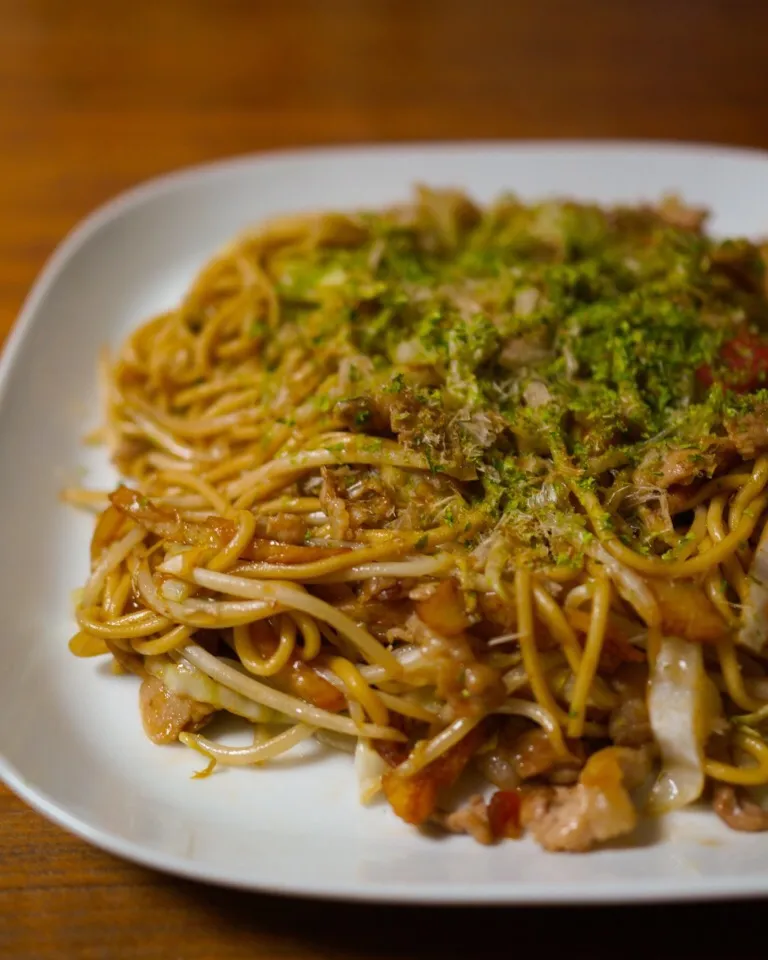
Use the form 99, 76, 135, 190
66, 187, 768, 850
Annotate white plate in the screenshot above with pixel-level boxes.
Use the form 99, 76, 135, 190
3, 142, 768, 904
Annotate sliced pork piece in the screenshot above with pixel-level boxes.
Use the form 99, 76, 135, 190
519, 747, 648, 852
713, 785, 768, 832
433, 794, 493, 845
139, 676, 214, 744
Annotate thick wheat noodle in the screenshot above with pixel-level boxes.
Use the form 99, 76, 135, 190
132, 623, 192, 656
161, 561, 402, 673
717, 640, 765, 713
229, 542, 425, 580
289, 610, 322, 660
705, 733, 768, 786
180, 723, 316, 767
484, 542, 572, 741
567, 576, 611, 739
104, 571, 132, 619
306, 555, 453, 583
513, 568, 570, 729
157, 470, 232, 514
126, 407, 209, 463
669, 473, 752, 513
69, 631, 109, 658
531, 583, 618, 711
135, 559, 281, 628
180, 642, 403, 740
329, 656, 390, 727
81, 525, 147, 609
208, 510, 258, 572
729, 455, 768, 529
376, 691, 438, 723
606, 494, 768, 576
705, 567, 740, 626
389, 715, 484, 779
77, 607, 171, 639
707, 495, 749, 602
233, 617, 296, 677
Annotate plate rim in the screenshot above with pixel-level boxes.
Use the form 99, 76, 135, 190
4, 139, 768, 905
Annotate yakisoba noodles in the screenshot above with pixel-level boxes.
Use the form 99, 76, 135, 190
68, 187, 768, 850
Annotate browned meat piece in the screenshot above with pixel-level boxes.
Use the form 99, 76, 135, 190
433, 795, 493, 845
609, 697, 652, 748
347, 493, 396, 529
110, 485, 232, 547
725, 405, 768, 459
253, 512, 307, 545
415, 579, 471, 637
633, 444, 724, 489
647, 579, 728, 644
713, 785, 768, 832
139, 676, 214, 744
334, 389, 438, 446
388, 392, 448, 450
319, 467, 351, 540
519, 747, 647, 852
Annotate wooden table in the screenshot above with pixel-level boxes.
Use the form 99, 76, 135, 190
2, 0, 768, 955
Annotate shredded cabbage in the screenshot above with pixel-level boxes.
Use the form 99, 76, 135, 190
647, 636, 720, 812
145, 655, 277, 724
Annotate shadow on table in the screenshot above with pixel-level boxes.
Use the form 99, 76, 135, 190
174, 880, 768, 958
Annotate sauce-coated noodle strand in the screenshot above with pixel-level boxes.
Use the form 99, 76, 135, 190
181, 723, 315, 766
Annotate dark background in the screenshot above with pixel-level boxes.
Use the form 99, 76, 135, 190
2, 0, 768, 956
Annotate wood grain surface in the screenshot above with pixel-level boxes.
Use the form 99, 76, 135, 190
2, 0, 768, 956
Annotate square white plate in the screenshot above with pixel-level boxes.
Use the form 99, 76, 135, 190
3, 142, 768, 904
